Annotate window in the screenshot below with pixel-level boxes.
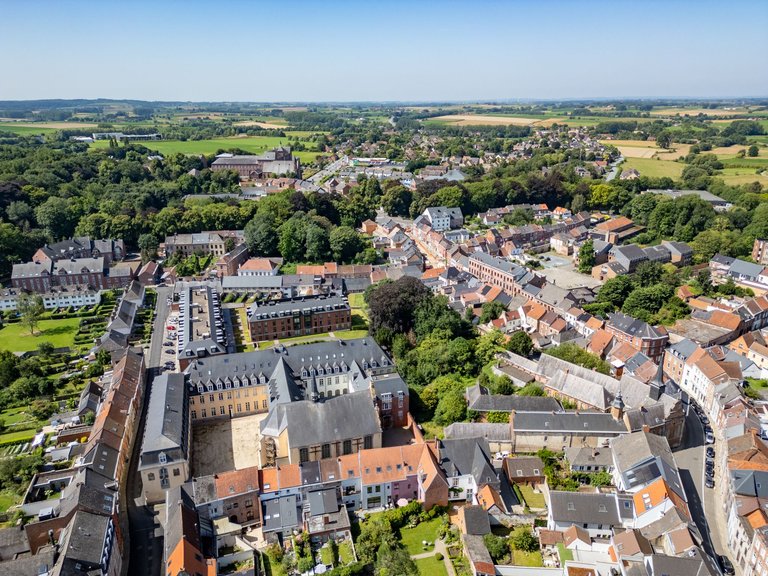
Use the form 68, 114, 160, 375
245, 402, 250, 411
364, 435, 373, 450
300, 448, 309, 463
220, 406, 225, 415
343, 440, 352, 455
219, 393, 224, 401
173, 468, 180, 477
245, 499, 253, 507
191, 410, 197, 419
201, 409, 207, 418
209, 394, 214, 402
147, 473, 155, 481
367, 486, 372, 494
322, 444, 331, 459
262, 399, 268, 409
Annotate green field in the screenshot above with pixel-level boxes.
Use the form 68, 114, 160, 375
0, 490, 19, 514
0, 123, 57, 134
415, 555, 448, 576
0, 428, 37, 444
512, 550, 544, 567
718, 167, 768, 186
621, 157, 685, 179
255, 329, 369, 350
399, 518, 442, 555
0, 318, 81, 352
90, 136, 326, 163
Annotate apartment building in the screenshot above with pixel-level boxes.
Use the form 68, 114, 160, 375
605, 312, 669, 364
247, 295, 351, 343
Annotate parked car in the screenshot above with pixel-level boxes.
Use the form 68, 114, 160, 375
700, 415, 709, 426
705, 432, 715, 444
165, 349, 174, 355
705, 477, 715, 489
705, 468, 715, 479
719, 555, 735, 575
706, 446, 715, 458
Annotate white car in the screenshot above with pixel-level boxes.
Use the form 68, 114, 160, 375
705, 432, 715, 444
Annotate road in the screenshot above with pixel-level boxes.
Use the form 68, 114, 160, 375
126, 285, 172, 576
674, 406, 728, 575
308, 155, 348, 184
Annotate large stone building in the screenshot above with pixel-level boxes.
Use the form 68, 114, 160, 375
12, 256, 134, 293
210, 147, 301, 179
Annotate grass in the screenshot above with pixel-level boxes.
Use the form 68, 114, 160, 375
399, 518, 442, 555
0, 123, 58, 134
621, 157, 685, 179
717, 167, 768, 186
262, 551, 287, 576
415, 555, 448, 576
0, 318, 81, 352
255, 329, 369, 350
557, 542, 574, 562
0, 407, 35, 426
420, 421, 444, 440
338, 542, 355, 564
348, 293, 369, 322
517, 484, 546, 509
0, 490, 19, 514
512, 550, 544, 567
319, 544, 334, 566
90, 136, 326, 163
0, 428, 37, 444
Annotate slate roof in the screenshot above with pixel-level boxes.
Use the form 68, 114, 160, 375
139, 373, 188, 467
461, 505, 491, 535
263, 495, 299, 533
438, 438, 498, 487
308, 489, 339, 516
56, 511, 112, 574
512, 411, 628, 434
465, 384, 561, 412
608, 312, 665, 339
549, 491, 620, 526
443, 422, 512, 443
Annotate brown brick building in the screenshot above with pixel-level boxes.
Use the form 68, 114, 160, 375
247, 296, 351, 343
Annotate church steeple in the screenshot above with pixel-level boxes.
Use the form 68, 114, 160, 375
649, 361, 666, 401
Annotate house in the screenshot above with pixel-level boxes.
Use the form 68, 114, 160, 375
458, 505, 491, 536
593, 216, 643, 243
193, 467, 261, 527
437, 437, 499, 503
247, 296, 351, 343
606, 312, 669, 364
548, 491, 620, 538
502, 456, 545, 485
238, 257, 280, 276
565, 446, 614, 473
620, 168, 640, 180
164, 486, 216, 576
210, 147, 301, 179
421, 206, 464, 231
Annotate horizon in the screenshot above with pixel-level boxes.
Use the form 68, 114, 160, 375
1, 0, 767, 101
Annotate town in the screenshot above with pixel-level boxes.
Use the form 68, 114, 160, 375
0, 5, 767, 576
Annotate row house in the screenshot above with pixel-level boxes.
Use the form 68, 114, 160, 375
247, 296, 351, 343
679, 346, 743, 423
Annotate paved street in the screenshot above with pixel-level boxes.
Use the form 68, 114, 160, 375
127, 285, 171, 576
674, 406, 728, 575
308, 155, 348, 184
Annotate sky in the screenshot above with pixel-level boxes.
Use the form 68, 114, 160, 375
1, 0, 767, 102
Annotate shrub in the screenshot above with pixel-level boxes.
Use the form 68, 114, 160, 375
435, 553, 444, 561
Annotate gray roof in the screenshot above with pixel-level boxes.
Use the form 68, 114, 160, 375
444, 422, 512, 442
512, 411, 628, 434
546, 370, 611, 410
11, 260, 52, 278
608, 312, 665, 340
263, 495, 299, 533
731, 469, 768, 498
164, 485, 205, 563
466, 384, 561, 413
54, 256, 105, 275
647, 552, 716, 576
461, 505, 491, 535
248, 295, 349, 321
222, 275, 284, 289
56, 511, 112, 574
308, 489, 339, 516
648, 188, 729, 204
438, 438, 498, 487
611, 431, 685, 499
469, 252, 522, 274
612, 244, 646, 262
730, 258, 763, 278
565, 446, 614, 469
0, 547, 55, 576
261, 391, 381, 448
549, 490, 620, 526
139, 373, 188, 468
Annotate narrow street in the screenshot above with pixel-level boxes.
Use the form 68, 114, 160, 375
127, 285, 171, 576
674, 407, 729, 575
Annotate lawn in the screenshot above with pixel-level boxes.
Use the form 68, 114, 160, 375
262, 551, 287, 576
0, 318, 81, 352
399, 518, 442, 555
319, 544, 334, 566
0, 490, 19, 514
621, 157, 684, 179
415, 555, 448, 576
89, 136, 326, 163
557, 542, 574, 562
348, 293, 369, 322
517, 484, 546, 509
512, 550, 544, 567
338, 541, 355, 564
0, 428, 37, 445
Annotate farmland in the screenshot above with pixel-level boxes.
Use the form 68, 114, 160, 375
90, 136, 326, 163
621, 157, 685, 179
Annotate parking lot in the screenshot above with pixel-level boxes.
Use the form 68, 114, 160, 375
534, 252, 604, 289
190, 413, 267, 476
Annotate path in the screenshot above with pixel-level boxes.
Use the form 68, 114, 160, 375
410, 539, 455, 576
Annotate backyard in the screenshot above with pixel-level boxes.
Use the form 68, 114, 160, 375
0, 317, 81, 352
415, 554, 448, 576
399, 517, 442, 555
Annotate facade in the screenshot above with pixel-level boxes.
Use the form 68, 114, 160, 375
12, 256, 134, 293
421, 206, 464, 231
752, 238, 768, 266
193, 467, 262, 527
215, 242, 249, 277
32, 236, 125, 265
139, 373, 191, 504
164, 231, 233, 258
606, 312, 669, 364
247, 296, 351, 343
238, 257, 280, 276
210, 148, 301, 179
0, 286, 101, 311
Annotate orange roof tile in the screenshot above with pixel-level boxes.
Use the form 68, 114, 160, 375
240, 258, 277, 272
214, 467, 259, 497
421, 267, 446, 280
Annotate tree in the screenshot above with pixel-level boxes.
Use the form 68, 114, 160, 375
748, 145, 759, 157
577, 239, 595, 273
506, 331, 533, 357
277, 216, 307, 262
330, 226, 363, 263
37, 342, 54, 359
622, 284, 674, 322
595, 275, 637, 310
35, 196, 78, 240
368, 276, 431, 335
138, 233, 159, 262
544, 344, 611, 374
381, 185, 413, 217
479, 301, 504, 324
433, 389, 467, 425
510, 526, 539, 552
244, 212, 279, 256
304, 222, 331, 263
375, 541, 418, 576
483, 533, 509, 563
17, 294, 44, 336
635, 261, 664, 287
656, 132, 672, 149
517, 383, 545, 396
476, 330, 506, 366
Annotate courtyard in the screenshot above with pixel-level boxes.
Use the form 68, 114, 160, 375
190, 412, 266, 476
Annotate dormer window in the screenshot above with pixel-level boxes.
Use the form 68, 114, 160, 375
158, 452, 167, 464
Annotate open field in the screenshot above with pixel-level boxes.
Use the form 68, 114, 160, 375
233, 119, 289, 129
718, 167, 768, 186
600, 139, 692, 160
190, 413, 266, 476
650, 106, 753, 117
426, 114, 540, 126
0, 318, 81, 352
621, 157, 685, 179
90, 136, 326, 162
0, 121, 97, 134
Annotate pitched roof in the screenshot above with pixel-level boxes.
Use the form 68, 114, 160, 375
549, 491, 620, 526
459, 505, 491, 535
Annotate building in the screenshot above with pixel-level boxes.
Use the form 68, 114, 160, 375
0, 285, 101, 311
238, 257, 280, 276
420, 206, 464, 231
247, 295, 351, 343
12, 256, 135, 293
753, 239, 768, 266
139, 373, 191, 504
647, 188, 732, 211
164, 231, 235, 258
193, 467, 261, 527
32, 236, 125, 265
210, 147, 301, 179
164, 486, 216, 576
215, 243, 249, 277
436, 437, 499, 503
548, 491, 621, 538
53, 511, 122, 576
606, 312, 669, 364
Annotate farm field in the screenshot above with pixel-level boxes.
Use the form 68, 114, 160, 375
621, 157, 685, 179
718, 168, 768, 186
0, 318, 81, 352
0, 121, 98, 133
233, 118, 289, 129
90, 136, 326, 162
650, 106, 753, 117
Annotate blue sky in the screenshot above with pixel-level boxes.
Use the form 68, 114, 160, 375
1, 0, 766, 102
